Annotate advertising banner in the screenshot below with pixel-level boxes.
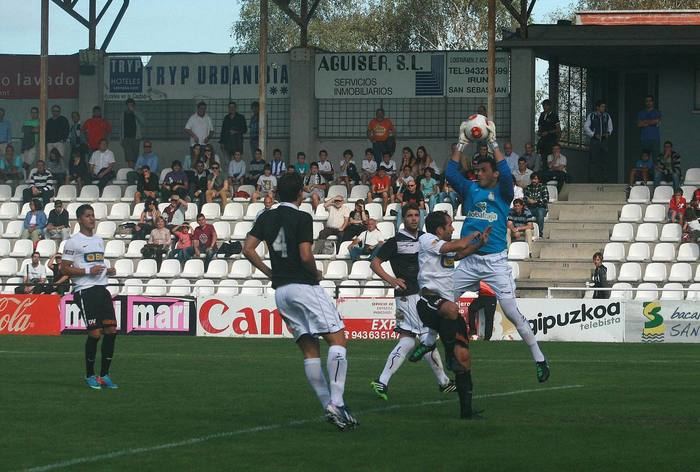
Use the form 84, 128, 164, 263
626, 301, 700, 344
197, 296, 292, 338
125, 296, 195, 334
0, 55, 79, 99
445, 51, 510, 97
336, 297, 398, 340
60, 294, 124, 333
104, 53, 290, 101
0, 295, 61, 336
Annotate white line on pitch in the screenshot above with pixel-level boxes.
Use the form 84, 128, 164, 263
21, 384, 584, 472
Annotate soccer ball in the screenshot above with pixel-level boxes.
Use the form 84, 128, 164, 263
463, 113, 490, 142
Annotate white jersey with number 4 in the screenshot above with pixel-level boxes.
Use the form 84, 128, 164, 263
62, 232, 108, 292
417, 233, 456, 300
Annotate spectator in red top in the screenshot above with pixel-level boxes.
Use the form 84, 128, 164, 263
193, 213, 218, 269
367, 108, 395, 166
368, 166, 392, 212
82, 106, 112, 152
468, 282, 497, 341
669, 188, 687, 226
169, 223, 194, 263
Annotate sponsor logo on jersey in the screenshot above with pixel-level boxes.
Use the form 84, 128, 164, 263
440, 254, 455, 268
83, 252, 104, 263
465, 201, 498, 223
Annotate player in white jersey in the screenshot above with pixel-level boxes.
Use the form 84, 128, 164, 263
61, 204, 118, 390
416, 211, 490, 419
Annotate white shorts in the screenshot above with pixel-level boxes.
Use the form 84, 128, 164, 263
395, 293, 426, 336
453, 250, 516, 300
275, 283, 344, 341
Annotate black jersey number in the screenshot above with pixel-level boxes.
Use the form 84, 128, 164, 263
272, 227, 288, 258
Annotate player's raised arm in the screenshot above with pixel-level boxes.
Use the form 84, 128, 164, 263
446, 121, 474, 196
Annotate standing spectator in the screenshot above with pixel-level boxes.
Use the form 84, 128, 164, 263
637, 95, 662, 159
134, 140, 159, 175
162, 195, 188, 229
23, 160, 55, 205
507, 198, 535, 249
82, 106, 112, 152
503, 142, 520, 174
0, 107, 11, 155
249, 101, 259, 157
205, 162, 229, 207
133, 199, 160, 240
20, 252, 48, 294
219, 101, 247, 168
68, 111, 85, 157
536, 99, 560, 158
522, 142, 542, 173
543, 143, 571, 191
303, 162, 327, 211
589, 252, 610, 300
46, 199, 70, 241
628, 150, 654, 187
246, 148, 266, 185
584, 99, 614, 182
295, 152, 309, 176
190, 161, 210, 208
47, 148, 67, 187
161, 160, 189, 200
669, 188, 687, 226
228, 150, 246, 191
317, 149, 334, 182
184, 101, 214, 147
361, 148, 377, 184
121, 98, 145, 169
134, 166, 159, 204
21, 199, 47, 243
170, 223, 194, 263
513, 157, 533, 189
269, 149, 286, 177
368, 166, 392, 212
46, 105, 70, 160
318, 195, 350, 240
654, 141, 681, 190
0, 144, 24, 181
193, 213, 218, 270
89, 139, 116, 191
343, 200, 370, 242
348, 218, 384, 262
147, 217, 172, 270
380, 151, 397, 181
68, 147, 90, 191
21, 106, 40, 171
253, 164, 277, 201
367, 108, 395, 166
524, 172, 549, 238
395, 180, 426, 232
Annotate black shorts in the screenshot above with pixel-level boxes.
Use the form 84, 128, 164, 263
417, 290, 469, 347
74, 285, 116, 331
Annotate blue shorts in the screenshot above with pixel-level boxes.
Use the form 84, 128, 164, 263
453, 250, 516, 300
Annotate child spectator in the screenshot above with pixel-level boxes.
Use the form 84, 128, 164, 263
295, 152, 309, 175
628, 150, 654, 187
669, 188, 687, 225
361, 148, 377, 184
253, 164, 277, 201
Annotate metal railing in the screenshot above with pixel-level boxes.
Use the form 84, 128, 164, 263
547, 285, 696, 299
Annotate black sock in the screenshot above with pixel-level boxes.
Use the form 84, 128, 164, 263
85, 336, 99, 377
455, 370, 473, 418
100, 333, 117, 377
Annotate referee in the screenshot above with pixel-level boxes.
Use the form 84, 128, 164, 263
61, 204, 119, 390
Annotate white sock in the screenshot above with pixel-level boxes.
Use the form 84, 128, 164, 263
420, 329, 438, 347
378, 336, 415, 385
327, 345, 348, 407
303, 358, 331, 408
423, 349, 450, 386
499, 298, 546, 362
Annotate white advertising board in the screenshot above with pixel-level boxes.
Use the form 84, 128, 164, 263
625, 300, 700, 343
445, 51, 510, 97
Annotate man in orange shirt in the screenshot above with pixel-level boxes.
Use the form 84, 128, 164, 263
367, 108, 395, 166
468, 281, 497, 341
83, 106, 112, 152
367, 166, 393, 212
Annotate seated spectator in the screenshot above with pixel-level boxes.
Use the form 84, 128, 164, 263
434, 180, 459, 210
18, 251, 48, 294
246, 148, 265, 185
317, 149, 334, 182
183, 143, 202, 171
295, 152, 309, 175
201, 145, 221, 169
686, 213, 700, 243
255, 194, 275, 220
68, 148, 90, 191
134, 140, 159, 174
89, 138, 116, 191
543, 143, 572, 191
685, 189, 700, 222
513, 157, 533, 188
190, 160, 210, 208
169, 223, 194, 263
395, 180, 426, 232
653, 140, 681, 190
360, 148, 377, 184
507, 198, 535, 248
286, 165, 296, 174
162, 195, 188, 229
399, 147, 416, 176
522, 142, 542, 173
0, 144, 24, 181
669, 188, 687, 225
47, 253, 70, 295
338, 149, 360, 190
628, 150, 653, 187
368, 166, 392, 212
47, 147, 67, 188
46, 199, 70, 241
205, 162, 229, 207
269, 148, 286, 177
380, 151, 397, 181
524, 172, 549, 239
512, 176, 524, 206
134, 165, 159, 204
319, 195, 350, 239
589, 252, 610, 299
193, 213, 218, 270
252, 164, 277, 201
145, 217, 172, 269
420, 167, 440, 211
303, 162, 327, 211
161, 160, 189, 200
503, 142, 520, 174
343, 200, 370, 242
228, 150, 246, 191
133, 199, 160, 240
395, 165, 415, 196
23, 159, 55, 206
415, 146, 439, 181
21, 199, 47, 243
348, 218, 384, 262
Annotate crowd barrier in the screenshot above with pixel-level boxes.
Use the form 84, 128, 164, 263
1, 294, 698, 343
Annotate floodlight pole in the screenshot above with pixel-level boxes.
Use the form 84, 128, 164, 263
40, 0, 49, 161
258, 0, 268, 159
487, 0, 496, 121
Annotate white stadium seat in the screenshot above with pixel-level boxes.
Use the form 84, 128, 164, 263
2, 220, 23, 239
113, 168, 132, 185
99, 185, 122, 202
217, 279, 239, 296
643, 263, 667, 282
55, 185, 77, 202
121, 185, 137, 202
508, 261, 520, 280
635, 283, 658, 301
660, 282, 684, 301
348, 185, 370, 202
619, 204, 642, 223
157, 259, 181, 278
19, 202, 31, 219
365, 203, 383, 220
299, 202, 314, 217
204, 260, 228, 279
348, 260, 372, 280
168, 279, 192, 296
372, 261, 395, 280
0, 202, 19, 219
11, 185, 29, 202
686, 283, 700, 301
651, 242, 675, 262
0, 184, 12, 201
325, 261, 349, 280
627, 186, 650, 204
76, 185, 100, 202
319, 280, 337, 298
108, 203, 131, 221
232, 221, 253, 240
338, 280, 361, 297
121, 278, 143, 295
240, 279, 264, 295
659, 223, 682, 242
107, 278, 120, 297
233, 185, 255, 202
0, 239, 10, 257
213, 221, 231, 240
433, 202, 455, 216
327, 185, 348, 200
113, 259, 134, 277
104, 240, 126, 258
193, 279, 216, 297
181, 259, 205, 278
314, 204, 329, 221
684, 168, 700, 186
133, 259, 158, 278
144, 279, 168, 296
96, 221, 116, 239
337, 241, 352, 260
602, 262, 617, 281
125, 240, 147, 258
202, 203, 222, 220
36, 240, 56, 258
377, 222, 395, 240
635, 223, 658, 242
694, 265, 700, 282
312, 222, 324, 239
681, 185, 697, 198
0, 258, 18, 277
610, 223, 634, 242
229, 260, 253, 278
547, 185, 558, 203
610, 282, 633, 300
618, 262, 642, 282
627, 243, 650, 262
251, 260, 272, 279
668, 263, 692, 282
3, 277, 23, 294
221, 203, 244, 221
508, 241, 529, 260
244, 203, 264, 221
383, 203, 400, 221
10, 240, 33, 258
651, 186, 673, 204
130, 203, 145, 220
362, 281, 386, 297
677, 243, 699, 262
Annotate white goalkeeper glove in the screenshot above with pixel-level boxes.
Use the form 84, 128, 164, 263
457, 121, 471, 152
486, 120, 497, 144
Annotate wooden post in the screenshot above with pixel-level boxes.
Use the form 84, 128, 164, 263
258, 0, 268, 159
40, 0, 49, 162
487, 0, 496, 121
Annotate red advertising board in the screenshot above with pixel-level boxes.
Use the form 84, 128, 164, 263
0, 55, 79, 99
0, 295, 61, 336
197, 296, 291, 338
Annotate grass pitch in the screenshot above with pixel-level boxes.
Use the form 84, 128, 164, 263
1, 337, 698, 472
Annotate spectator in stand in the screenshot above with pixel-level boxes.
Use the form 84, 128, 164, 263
507, 198, 535, 249
134, 165, 159, 204
348, 218, 384, 262
584, 99, 613, 182
133, 199, 160, 240
21, 199, 47, 243
522, 142, 542, 173
219, 101, 247, 168
228, 150, 246, 191
395, 180, 426, 231
161, 160, 189, 200
368, 166, 392, 213
543, 143, 571, 191
417, 146, 440, 182
512, 175, 524, 207
23, 159, 55, 206
589, 252, 610, 299
628, 150, 654, 187
637, 95, 662, 159
170, 223, 194, 263
295, 152, 309, 176
121, 98, 145, 168
253, 164, 277, 201
420, 167, 440, 212
190, 160, 210, 208
246, 148, 266, 185
513, 157, 533, 189
201, 144, 221, 169
89, 138, 116, 191
0, 107, 11, 155
400, 147, 417, 176
269, 148, 286, 177
47, 147, 67, 187
162, 195, 188, 229
249, 101, 259, 157
685, 189, 700, 222
536, 99, 561, 158
134, 140, 159, 175
205, 162, 229, 207
303, 161, 327, 211
183, 144, 202, 171
368, 108, 395, 166
286, 165, 296, 174
184, 101, 214, 147
472, 143, 492, 165
193, 213, 218, 270
654, 140, 681, 190
395, 165, 415, 197
0, 144, 24, 181
434, 180, 459, 211
343, 199, 370, 242
255, 194, 275, 220
68, 147, 90, 191
317, 149, 334, 182
21, 107, 39, 171
46, 105, 70, 160
380, 151, 397, 181
339, 149, 360, 191
361, 148, 377, 184
47, 253, 70, 295
82, 106, 112, 152
669, 188, 687, 226
68, 111, 85, 157
45, 199, 70, 241
318, 195, 350, 240
524, 172, 549, 239
147, 217, 172, 269
503, 142, 520, 174
20, 252, 48, 294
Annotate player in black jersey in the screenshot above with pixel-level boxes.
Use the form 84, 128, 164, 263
243, 173, 358, 431
368, 203, 455, 400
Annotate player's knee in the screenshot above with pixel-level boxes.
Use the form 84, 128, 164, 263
455, 345, 471, 370
440, 302, 459, 320
87, 330, 101, 340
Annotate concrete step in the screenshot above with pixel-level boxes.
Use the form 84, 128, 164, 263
528, 268, 591, 281
553, 204, 621, 223
547, 229, 609, 241
534, 242, 606, 260
566, 184, 627, 203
